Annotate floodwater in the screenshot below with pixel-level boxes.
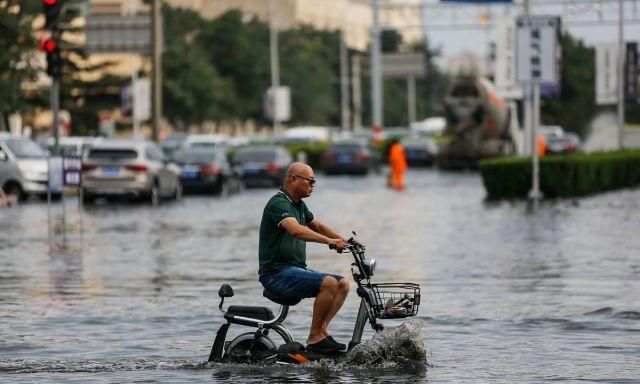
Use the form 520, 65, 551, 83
1, 169, 639, 383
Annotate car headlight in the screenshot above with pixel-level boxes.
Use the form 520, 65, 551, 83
17, 163, 44, 181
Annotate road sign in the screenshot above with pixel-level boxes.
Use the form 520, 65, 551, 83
494, 17, 523, 99
85, 14, 151, 54
264, 86, 291, 122
63, 156, 81, 187
516, 16, 561, 85
382, 53, 426, 79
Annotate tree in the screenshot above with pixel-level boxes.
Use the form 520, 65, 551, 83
542, 33, 596, 137
0, 1, 40, 130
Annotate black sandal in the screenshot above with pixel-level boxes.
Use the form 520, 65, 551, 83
306, 337, 340, 353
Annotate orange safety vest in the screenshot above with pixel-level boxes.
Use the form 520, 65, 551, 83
389, 143, 408, 172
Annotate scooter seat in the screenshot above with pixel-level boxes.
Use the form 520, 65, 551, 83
263, 289, 302, 306
225, 306, 274, 321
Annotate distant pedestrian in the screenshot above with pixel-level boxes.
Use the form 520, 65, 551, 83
388, 139, 408, 190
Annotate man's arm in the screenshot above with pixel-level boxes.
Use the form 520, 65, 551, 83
280, 218, 346, 250
307, 219, 347, 241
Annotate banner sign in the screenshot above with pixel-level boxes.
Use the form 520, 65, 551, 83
625, 42, 638, 101
494, 17, 522, 99
516, 15, 561, 85
596, 43, 618, 105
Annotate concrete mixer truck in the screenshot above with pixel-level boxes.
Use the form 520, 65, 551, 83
438, 77, 515, 169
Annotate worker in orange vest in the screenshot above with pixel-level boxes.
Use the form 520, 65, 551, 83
388, 139, 408, 190
537, 134, 547, 158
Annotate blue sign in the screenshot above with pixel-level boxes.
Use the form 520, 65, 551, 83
63, 156, 82, 187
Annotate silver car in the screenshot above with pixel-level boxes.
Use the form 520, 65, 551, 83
0, 133, 54, 201
81, 139, 181, 205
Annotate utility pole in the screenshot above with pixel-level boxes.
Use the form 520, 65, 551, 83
151, 0, 162, 142
618, 0, 625, 149
269, 0, 280, 133
340, 30, 351, 131
371, 0, 383, 130
352, 55, 362, 131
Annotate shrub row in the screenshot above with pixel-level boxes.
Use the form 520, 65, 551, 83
479, 150, 640, 200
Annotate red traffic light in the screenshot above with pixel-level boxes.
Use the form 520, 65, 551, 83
43, 0, 58, 5
44, 39, 57, 53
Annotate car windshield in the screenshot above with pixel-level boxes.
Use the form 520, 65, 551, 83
189, 142, 220, 149
88, 149, 138, 160
234, 149, 277, 163
5, 139, 47, 159
173, 150, 218, 163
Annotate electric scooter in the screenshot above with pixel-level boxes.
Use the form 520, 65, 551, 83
208, 235, 421, 364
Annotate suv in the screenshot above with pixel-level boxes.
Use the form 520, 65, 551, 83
0, 133, 53, 200
81, 139, 181, 204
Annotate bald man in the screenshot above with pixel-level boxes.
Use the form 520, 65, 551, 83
258, 162, 350, 354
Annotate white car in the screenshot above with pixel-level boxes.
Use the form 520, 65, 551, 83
0, 133, 54, 201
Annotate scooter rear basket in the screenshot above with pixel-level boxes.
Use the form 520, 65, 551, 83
370, 283, 420, 319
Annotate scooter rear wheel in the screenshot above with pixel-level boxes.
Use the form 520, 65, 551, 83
224, 332, 278, 364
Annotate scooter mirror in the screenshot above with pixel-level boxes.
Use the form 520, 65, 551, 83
218, 284, 234, 298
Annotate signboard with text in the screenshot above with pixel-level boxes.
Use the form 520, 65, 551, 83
596, 43, 618, 105
516, 16, 561, 85
625, 42, 638, 102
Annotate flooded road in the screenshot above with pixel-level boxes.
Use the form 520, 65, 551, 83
1, 169, 639, 383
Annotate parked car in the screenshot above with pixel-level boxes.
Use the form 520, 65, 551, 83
81, 139, 181, 205
322, 140, 380, 175
545, 132, 581, 154
173, 147, 241, 195
46, 136, 97, 157
402, 138, 438, 167
0, 133, 55, 201
160, 134, 186, 158
232, 146, 292, 187
182, 134, 228, 150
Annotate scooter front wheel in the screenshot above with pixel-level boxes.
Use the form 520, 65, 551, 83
224, 332, 278, 364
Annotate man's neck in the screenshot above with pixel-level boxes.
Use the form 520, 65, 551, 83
281, 186, 301, 203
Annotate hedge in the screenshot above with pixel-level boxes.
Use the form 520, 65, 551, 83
283, 142, 333, 170
479, 150, 640, 200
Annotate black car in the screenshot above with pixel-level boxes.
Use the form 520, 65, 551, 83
173, 148, 241, 195
402, 138, 438, 167
232, 146, 293, 187
322, 140, 380, 175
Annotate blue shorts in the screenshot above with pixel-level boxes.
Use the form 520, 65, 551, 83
259, 266, 344, 299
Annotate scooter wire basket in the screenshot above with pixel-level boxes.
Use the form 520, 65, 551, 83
370, 283, 421, 319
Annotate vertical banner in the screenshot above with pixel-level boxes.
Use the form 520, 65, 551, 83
494, 17, 523, 99
596, 43, 618, 105
625, 42, 638, 102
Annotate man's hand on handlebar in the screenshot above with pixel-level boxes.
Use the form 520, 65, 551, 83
328, 238, 347, 253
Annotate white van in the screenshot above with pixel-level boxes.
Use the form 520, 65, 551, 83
0, 133, 53, 200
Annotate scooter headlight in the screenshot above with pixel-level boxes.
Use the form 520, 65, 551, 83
363, 258, 376, 277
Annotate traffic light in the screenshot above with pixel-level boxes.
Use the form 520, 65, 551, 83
43, 0, 62, 30
44, 38, 61, 78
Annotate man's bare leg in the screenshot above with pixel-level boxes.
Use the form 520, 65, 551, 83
321, 278, 349, 337
308, 276, 338, 344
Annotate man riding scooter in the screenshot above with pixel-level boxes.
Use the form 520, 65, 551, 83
258, 162, 355, 354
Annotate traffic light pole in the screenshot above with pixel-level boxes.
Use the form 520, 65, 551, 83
51, 78, 60, 154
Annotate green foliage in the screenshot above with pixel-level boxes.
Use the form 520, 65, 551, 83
479, 150, 640, 200
541, 33, 596, 137
0, 1, 40, 124
283, 141, 333, 170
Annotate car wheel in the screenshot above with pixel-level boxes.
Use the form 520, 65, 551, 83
4, 183, 25, 202
81, 190, 94, 205
148, 183, 160, 205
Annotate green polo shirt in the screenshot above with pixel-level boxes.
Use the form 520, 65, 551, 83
259, 189, 315, 276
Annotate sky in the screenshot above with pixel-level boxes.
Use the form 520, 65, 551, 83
414, 0, 640, 65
